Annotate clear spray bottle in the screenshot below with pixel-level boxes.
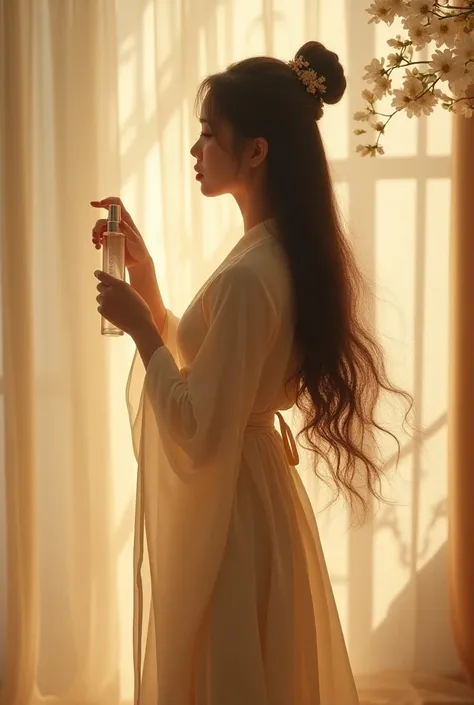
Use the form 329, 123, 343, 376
101, 203, 126, 337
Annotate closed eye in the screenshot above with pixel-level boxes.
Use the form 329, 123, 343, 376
200, 132, 212, 138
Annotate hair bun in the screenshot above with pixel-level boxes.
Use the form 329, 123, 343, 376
295, 41, 347, 106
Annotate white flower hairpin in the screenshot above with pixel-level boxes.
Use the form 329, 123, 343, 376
289, 56, 327, 96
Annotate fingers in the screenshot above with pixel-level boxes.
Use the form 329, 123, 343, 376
92, 217, 137, 251
96, 281, 109, 306
91, 197, 124, 209
92, 218, 107, 249
93, 218, 107, 231
94, 270, 116, 285
90, 197, 138, 231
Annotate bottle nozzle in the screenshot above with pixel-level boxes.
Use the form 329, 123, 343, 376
107, 204, 121, 233
108, 204, 121, 224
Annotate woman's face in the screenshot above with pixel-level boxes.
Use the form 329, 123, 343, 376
190, 113, 241, 198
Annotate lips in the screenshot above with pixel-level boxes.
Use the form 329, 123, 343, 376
194, 165, 203, 177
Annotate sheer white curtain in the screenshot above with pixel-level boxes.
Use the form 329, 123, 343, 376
0, 0, 471, 703
0, 1, 128, 703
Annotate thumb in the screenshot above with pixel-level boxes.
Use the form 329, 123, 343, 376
94, 270, 117, 286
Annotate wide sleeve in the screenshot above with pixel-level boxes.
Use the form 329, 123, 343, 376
160, 308, 181, 362
142, 264, 278, 474
125, 308, 180, 460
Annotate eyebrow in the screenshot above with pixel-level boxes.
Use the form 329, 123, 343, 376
199, 118, 209, 124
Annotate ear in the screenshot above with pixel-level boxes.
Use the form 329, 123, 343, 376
249, 137, 268, 168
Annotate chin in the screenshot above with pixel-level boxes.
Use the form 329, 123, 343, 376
197, 176, 231, 198
199, 182, 225, 198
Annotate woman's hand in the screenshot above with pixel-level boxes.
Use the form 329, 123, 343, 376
91, 196, 168, 335
91, 196, 151, 270
95, 270, 155, 336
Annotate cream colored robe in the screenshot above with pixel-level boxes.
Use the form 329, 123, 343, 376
126, 221, 359, 705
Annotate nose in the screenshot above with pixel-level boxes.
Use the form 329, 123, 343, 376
189, 137, 202, 162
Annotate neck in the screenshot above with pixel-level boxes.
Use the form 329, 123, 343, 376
233, 182, 273, 233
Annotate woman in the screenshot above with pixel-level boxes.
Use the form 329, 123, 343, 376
92, 41, 408, 705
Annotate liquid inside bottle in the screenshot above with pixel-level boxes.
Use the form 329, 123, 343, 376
101, 204, 126, 337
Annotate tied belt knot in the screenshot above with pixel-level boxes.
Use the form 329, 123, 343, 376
246, 412, 299, 466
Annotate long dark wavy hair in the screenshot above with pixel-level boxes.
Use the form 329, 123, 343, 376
196, 41, 412, 514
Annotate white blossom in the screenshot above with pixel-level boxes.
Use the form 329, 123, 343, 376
408, 0, 435, 19
449, 61, 474, 94
434, 88, 452, 102
416, 90, 439, 115
356, 144, 385, 157
403, 15, 432, 49
387, 35, 407, 48
391, 74, 425, 116
404, 71, 425, 95
392, 89, 416, 114
363, 57, 386, 83
430, 48, 466, 84
362, 89, 376, 102
387, 52, 403, 67
373, 74, 393, 98
354, 110, 373, 122
454, 33, 474, 64
429, 16, 460, 49
453, 100, 474, 117
366, 0, 405, 24
404, 67, 421, 81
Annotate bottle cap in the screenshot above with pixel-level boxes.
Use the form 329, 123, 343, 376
108, 204, 121, 223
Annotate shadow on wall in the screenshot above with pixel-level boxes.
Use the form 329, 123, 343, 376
355, 545, 474, 703
362, 542, 458, 674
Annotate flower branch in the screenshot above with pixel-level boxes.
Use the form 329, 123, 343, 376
355, 0, 474, 156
